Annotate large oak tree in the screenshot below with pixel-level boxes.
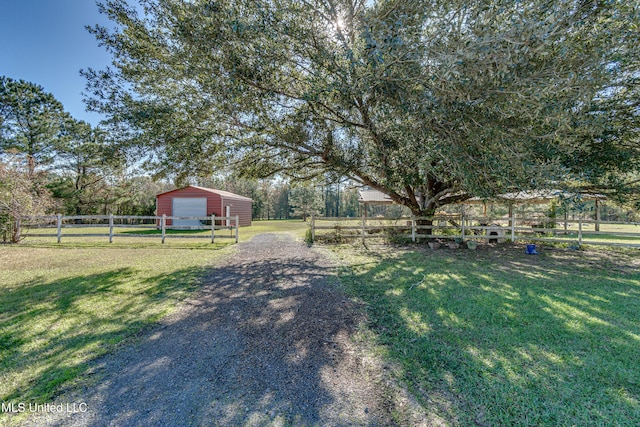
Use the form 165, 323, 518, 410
85, 0, 640, 216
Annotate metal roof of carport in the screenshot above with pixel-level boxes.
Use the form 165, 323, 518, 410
357, 188, 605, 207
358, 189, 395, 205
465, 190, 605, 205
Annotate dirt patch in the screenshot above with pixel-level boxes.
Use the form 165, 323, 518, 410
22, 233, 427, 426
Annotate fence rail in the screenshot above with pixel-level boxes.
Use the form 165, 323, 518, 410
310, 214, 640, 249
18, 214, 240, 244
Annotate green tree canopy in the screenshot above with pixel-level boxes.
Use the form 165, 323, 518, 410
49, 117, 124, 215
0, 76, 67, 178
85, 0, 640, 215
0, 157, 53, 242
290, 183, 323, 221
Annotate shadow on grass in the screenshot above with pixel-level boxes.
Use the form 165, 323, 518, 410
8, 234, 390, 426
0, 266, 206, 406
73, 255, 381, 426
338, 245, 640, 426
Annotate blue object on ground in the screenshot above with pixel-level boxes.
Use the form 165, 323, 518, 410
526, 244, 538, 255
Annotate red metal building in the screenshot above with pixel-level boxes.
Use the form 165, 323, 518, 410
156, 186, 253, 227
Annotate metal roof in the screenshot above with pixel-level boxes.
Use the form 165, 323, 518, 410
156, 185, 253, 202
466, 190, 604, 204
358, 189, 394, 204
357, 188, 604, 206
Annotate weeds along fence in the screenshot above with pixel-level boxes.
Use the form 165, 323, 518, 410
310, 214, 640, 249
16, 214, 240, 244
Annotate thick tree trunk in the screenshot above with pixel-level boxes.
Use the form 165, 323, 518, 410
27, 155, 36, 180
11, 217, 21, 243
413, 208, 437, 236
416, 218, 434, 236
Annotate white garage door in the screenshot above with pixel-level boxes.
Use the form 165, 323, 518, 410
172, 197, 207, 228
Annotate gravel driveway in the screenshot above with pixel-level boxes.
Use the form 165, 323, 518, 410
25, 233, 426, 427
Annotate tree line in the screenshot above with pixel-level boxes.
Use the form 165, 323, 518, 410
1, 72, 636, 244
0, 76, 364, 242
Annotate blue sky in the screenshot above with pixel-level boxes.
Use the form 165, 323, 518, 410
0, 1, 112, 126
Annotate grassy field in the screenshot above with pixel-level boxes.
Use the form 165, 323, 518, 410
330, 243, 640, 426
0, 245, 226, 424
4, 219, 639, 425
0, 220, 307, 425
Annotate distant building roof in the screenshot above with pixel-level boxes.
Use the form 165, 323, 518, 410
357, 188, 605, 207
358, 189, 394, 204
357, 188, 604, 207
466, 190, 604, 204
191, 186, 254, 202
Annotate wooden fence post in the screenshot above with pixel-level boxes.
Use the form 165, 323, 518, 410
311, 214, 315, 242
578, 215, 583, 246
235, 215, 239, 243
109, 214, 114, 243
461, 213, 465, 241
211, 214, 215, 243
411, 215, 416, 242
161, 214, 166, 244
362, 213, 366, 244
57, 214, 62, 243
510, 209, 515, 243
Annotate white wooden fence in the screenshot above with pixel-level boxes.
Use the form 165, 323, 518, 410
311, 214, 640, 248
19, 214, 240, 244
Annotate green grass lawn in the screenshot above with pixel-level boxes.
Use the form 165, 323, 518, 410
0, 245, 228, 424
0, 220, 307, 425
330, 243, 640, 426
240, 219, 309, 239
5, 219, 638, 425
